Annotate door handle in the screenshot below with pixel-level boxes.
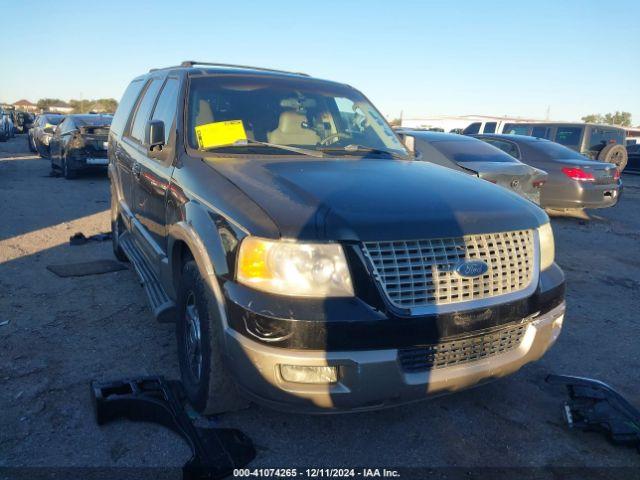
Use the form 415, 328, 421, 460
132, 162, 141, 178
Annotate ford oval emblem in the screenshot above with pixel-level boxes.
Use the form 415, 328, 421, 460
455, 260, 489, 278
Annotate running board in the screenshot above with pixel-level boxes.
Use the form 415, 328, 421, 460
120, 233, 176, 323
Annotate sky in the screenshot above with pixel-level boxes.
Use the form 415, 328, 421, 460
1, 0, 639, 123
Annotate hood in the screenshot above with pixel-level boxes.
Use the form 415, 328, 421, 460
207, 157, 548, 241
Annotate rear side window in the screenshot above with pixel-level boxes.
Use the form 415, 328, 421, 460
483, 122, 497, 133
554, 127, 582, 148
503, 124, 531, 135
429, 139, 517, 163
463, 122, 481, 134
111, 80, 145, 136
588, 127, 625, 152
150, 77, 180, 145
129, 78, 164, 143
531, 126, 550, 139
484, 139, 520, 159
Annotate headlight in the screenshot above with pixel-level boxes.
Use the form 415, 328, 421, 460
236, 237, 354, 297
538, 222, 555, 270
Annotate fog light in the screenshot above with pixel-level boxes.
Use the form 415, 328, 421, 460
280, 365, 338, 384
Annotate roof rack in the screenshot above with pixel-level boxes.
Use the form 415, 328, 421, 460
150, 61, 309, 76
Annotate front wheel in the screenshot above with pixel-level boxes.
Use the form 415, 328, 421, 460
176, 261, 248, 415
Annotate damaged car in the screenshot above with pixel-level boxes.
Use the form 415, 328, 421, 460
31, 113, 64, 157
109, 61, 566, 414
474, 134, 621, 212
49, 114, 112, 179
396, 129, 547, 204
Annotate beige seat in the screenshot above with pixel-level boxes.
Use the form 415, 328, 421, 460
267, 111, 319, 145
195, 100, 214, 126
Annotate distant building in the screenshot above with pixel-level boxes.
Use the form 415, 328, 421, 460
12, 99, 38, 112
47, 102, 73, 114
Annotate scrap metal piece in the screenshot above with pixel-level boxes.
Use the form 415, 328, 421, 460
91, 376, 255, 479
546, 374, 640, 451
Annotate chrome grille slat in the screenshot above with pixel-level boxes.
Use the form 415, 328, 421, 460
363, 230, 535, 309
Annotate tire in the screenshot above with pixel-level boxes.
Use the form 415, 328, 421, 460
176, 260, 248, 415
62, 154, 77, 179
28, 133, 36, 152
598, 144, 628, 171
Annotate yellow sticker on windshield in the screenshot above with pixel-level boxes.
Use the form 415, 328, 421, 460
195, 120, 247, 149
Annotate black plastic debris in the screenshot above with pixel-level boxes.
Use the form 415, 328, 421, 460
70, 231, 112, 246
46, 259, 126, 277
547, 374, 640, 452
91, 376, 256, 479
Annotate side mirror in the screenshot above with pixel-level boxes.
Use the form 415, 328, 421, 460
147, 120, 165, 151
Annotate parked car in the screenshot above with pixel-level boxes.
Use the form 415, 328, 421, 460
30, 113, 64, 157
14, 110, 35, 134
0, 108, 9, 142
109, 61, 565, 414
0, 108, 15, 141
49, 114, 112, 179
396, 129, 547, 205
473, 134, 621, 211
626, 144, 640, 174
467, 122, 628, 171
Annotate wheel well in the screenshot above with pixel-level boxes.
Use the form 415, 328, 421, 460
171, 240, 194, 291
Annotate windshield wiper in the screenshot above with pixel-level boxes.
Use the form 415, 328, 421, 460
204, 139, 324, 158
319, 144, 409, 160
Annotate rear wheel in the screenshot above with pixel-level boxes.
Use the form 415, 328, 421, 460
598, 144, 628, 171
62, 154, 77, 179
176, 261, 248, 415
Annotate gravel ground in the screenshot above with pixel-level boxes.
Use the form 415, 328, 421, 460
1, 135, 639, 478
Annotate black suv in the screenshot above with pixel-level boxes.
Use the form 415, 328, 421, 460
109, 61, 565, 414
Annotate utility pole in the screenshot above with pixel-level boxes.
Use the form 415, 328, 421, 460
545, 105, 550, 120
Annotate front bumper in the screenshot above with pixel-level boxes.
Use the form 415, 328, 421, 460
223, 301, 565, 413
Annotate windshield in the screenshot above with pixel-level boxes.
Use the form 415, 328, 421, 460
429, 139, 518, 163
75, 116, 112, 127
187, 75, 407, 157
529, 139, 586, 160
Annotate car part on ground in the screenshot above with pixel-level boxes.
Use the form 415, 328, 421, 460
396, 129, 547, 205
92, 376, 256, 479
546, 374, 640, 452
109, 61, 565, 413
69, 231, 112, 245
473, 134, 621, 211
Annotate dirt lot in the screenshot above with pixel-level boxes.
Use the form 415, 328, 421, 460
1, 134, 639, 478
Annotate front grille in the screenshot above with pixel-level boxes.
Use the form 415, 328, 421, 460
363, 230, 535, 310
398, 322, 529, 372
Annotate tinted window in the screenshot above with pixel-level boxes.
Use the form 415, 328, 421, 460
531, 126, 550, 139
587, 127, 625, 152
150, 77, 180, 144
111, 80, 145, 136
503, 123, 531, 135
130, 78, 164, 143
484, 139, 520, 158
529, 139, 586, 160
483, 122, 497, 133
554, 127, 583, 148
463, 122, 481, 134
429, 139, 517, 163
75, 115, 112, 127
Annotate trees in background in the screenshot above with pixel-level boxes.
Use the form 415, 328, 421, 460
581, 111, 633, 127
35, 98, 118, 114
